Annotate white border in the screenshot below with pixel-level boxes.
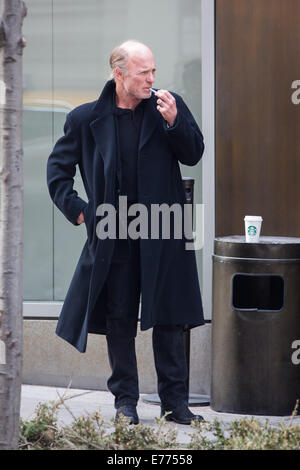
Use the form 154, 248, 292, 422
201, 0, 215, 320
23, 301, 63, 318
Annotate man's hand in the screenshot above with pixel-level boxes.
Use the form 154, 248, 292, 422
77, 212, 85, 224
155, 90, 177, 127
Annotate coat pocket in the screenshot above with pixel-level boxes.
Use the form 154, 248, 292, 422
83, 201, 94, 241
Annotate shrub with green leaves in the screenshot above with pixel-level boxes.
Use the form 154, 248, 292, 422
19, 401, 62, 449
19, 395, 300, 450
19, 400, 178, 450
189, 416, 300, 450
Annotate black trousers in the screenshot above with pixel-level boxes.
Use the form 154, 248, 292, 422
105, 236, 189, 410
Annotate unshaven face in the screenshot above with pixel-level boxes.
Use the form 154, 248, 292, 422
121, 48, 156, 100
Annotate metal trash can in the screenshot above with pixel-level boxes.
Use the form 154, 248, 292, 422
211, 235, 300, 416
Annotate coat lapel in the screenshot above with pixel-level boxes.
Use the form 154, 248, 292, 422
90, 80, 160, 155
89, 80, 116, 165
89, 113, 117, 204
89, 81, 118, 202
90, 113, 116, 170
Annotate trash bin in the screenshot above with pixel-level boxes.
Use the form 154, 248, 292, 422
211, 235, 300, 416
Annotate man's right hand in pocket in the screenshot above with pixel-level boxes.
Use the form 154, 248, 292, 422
77, 212, 85, 224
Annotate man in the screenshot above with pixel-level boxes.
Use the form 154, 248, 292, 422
47, 40, 205, 425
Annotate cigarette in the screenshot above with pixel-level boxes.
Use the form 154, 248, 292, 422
150, 88, 157, 94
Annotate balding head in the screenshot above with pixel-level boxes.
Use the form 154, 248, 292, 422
110, 40, 156, 107
109, 40, 153, 80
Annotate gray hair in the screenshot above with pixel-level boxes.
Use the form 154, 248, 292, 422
109, 40, 150, 80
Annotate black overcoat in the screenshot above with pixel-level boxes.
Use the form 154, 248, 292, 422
47, 80, 205, 353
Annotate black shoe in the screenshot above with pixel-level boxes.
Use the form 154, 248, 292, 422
115, 405, 139, 425
161, 403, 204, 425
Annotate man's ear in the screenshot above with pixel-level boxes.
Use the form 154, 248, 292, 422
114, 67, 123, 81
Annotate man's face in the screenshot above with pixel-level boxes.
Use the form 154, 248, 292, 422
120, 49, 156, 100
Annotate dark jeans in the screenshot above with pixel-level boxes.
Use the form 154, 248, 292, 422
105, 237, 189, 410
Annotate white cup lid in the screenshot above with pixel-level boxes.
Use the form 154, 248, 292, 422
244, 215, 263, 222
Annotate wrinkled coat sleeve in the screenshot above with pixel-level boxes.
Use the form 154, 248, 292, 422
47, 112, 87, 226
164, 94, 204, 166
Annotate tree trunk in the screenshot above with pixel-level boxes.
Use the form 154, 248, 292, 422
0, 0, 26, 450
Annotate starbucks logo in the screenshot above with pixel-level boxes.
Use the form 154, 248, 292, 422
248, 225, 257, 236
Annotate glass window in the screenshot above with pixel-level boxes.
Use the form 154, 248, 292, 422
22, 0, 203, 305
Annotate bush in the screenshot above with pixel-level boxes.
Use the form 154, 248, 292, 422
19, 401, 62, 449
19, 396, 300, 450
189, 416, 300, 450
19, 399, 177, 450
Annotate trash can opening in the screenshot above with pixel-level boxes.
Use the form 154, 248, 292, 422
231, 274, 284, 312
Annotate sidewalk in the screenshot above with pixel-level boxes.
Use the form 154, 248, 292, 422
20, 384, 300, 446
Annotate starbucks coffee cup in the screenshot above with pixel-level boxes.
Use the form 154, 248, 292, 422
244, 215, 263, 243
